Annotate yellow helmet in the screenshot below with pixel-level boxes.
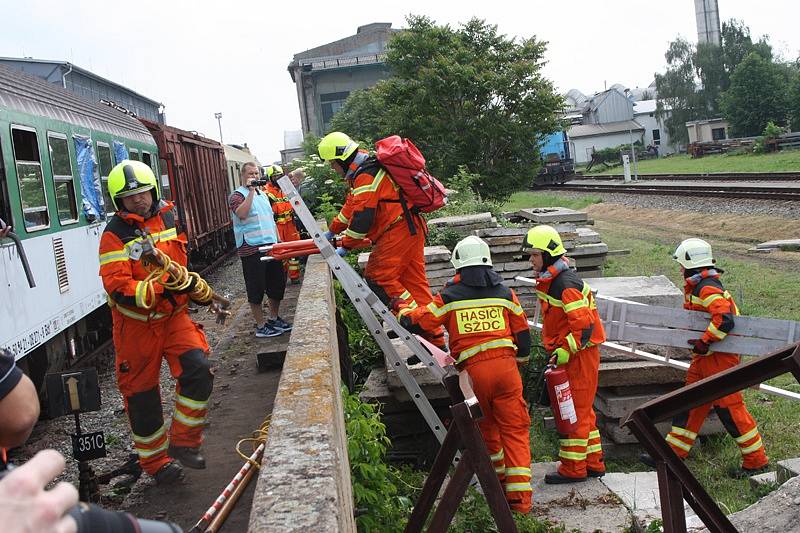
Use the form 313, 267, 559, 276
451, 236, 492, 270
524, 225, 566, 256
107, 160, 159, 210
318, 132, 358, 161
266, 164, 284, 179
673, 238, 715, 269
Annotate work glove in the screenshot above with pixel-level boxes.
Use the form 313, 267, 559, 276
388, 297, 405, 313
335, 247, 348, 257
323, 230, 336, 242
550, 347, 570, 366
687, 338, 710, 355
172, 275, 198, 295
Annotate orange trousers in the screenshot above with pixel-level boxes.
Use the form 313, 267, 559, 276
463, 348, 532, 513
364, 222, 444, 347
113, 310, 213, 475
666, 353, 767, 469
276, 220, 301, 281
557, 345, 604, 478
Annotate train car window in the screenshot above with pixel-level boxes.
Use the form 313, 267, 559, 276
129, 149, 140, 161
141, 151, 152, 168
11, 126, 49, 231
96, 142, 115, 214
0, 142, 11, 227
158, 157, 172, 200
47, 133, 79, 225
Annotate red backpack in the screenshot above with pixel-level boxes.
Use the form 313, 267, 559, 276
375, 136, 447, 214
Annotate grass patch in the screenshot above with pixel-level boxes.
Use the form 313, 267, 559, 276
584, 150, 800, 175
598, 222, 800, 512
504, 191, 603, 211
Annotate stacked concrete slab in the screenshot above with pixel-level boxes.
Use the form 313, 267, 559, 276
427, 212, 498, 236
502, 207, 609, 278
584, 275, 725, 456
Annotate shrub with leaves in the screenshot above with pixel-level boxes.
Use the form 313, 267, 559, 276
343, 387, 410, 532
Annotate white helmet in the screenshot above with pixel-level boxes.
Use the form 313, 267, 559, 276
451, 236, 492, 270
673, 238, 715, 269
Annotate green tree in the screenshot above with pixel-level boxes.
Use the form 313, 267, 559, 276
328, 86, 390, 141
655, 38, 705, 145
721, 52, 789, 136
330, 15, 563, 201
789, 72, 800, 131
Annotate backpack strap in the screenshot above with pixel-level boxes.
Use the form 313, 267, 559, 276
354, 157, 419, 237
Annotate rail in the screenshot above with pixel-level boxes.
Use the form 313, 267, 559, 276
247, 255, 355, 532
623, 342, 800, 533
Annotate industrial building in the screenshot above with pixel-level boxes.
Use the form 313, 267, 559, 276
0, 57, 164, 123
287, 23, 396, 137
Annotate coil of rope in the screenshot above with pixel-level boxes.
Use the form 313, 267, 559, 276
140, 248, 214, 308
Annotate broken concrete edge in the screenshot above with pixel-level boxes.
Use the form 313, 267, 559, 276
248, 255, 356, 533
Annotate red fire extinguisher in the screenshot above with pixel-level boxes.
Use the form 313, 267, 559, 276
545, 365, 578, 435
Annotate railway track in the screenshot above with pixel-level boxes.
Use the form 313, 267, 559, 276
573, 171, 800, 181
554, 182, 800, 200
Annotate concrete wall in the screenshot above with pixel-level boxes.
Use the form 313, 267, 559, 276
572, 131, 643, 164
687, 120, 729, 143
635, 113, 676, 155
248, 255, 355, 532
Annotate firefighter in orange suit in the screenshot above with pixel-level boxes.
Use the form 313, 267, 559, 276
263, 164, 302, 283
526, 225, 606, 484
641, 238, 769, 477
99, 160, 213, 485
318, 131, 445, 349
395, 236, 533, 513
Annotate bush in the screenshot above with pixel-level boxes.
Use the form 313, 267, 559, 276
753, 121, 785, 154
285, 154, 347, 223
335, 283, 383, 386
343, 387, 411, 532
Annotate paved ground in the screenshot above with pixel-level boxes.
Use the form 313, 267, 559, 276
122, 279, 301, 531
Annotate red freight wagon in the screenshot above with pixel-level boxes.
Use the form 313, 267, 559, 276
139, 119, 233, 267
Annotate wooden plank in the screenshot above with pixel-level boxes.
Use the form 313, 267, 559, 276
596, 298, 800, 343
603, 321, 793, 355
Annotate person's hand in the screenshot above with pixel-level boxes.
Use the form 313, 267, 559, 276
687, 338, 710, 355
335, 247, 348, 257
0, 219, 11, 240
550, 347, 570, 366
0, 449, 79, 533
323, 231, 336, 243
389, 297, 405, 313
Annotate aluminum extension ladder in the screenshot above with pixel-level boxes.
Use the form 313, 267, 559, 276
276, 175, 448, 444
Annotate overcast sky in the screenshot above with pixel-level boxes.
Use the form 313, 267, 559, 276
2, 0, 798, 162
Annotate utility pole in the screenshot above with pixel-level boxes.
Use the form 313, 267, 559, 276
214, 112, 224, 144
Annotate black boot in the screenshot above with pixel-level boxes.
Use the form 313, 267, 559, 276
154, 461, 184, 485
639, 453, 656, 468
168, 445, 206, 469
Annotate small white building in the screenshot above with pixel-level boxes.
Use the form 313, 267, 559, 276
568, 120, 644, 164
686, 118, 729, 143
634, 100, 675, 155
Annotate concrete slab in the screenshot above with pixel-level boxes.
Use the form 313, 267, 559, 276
595, 389, 660, 419
599, 361, 686, 387
756, 238, 800, 252
513, 207, 589, 224
749, 471, 778, 490
777, 457, 800, 484
601, 471, 698, 531
530, 462, 633, 532
584, 275, 684, 308
598, 413, 726, 444
697, 475, 800, 533
428, 212, 493, 227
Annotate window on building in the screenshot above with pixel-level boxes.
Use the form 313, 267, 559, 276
47, 133, 78, 224
129, 149, 140, 161
712, 127, 726, 141
11, 126, 49, 230
652, 129, 661, 146
97, 142, 115, 213
320, 91, 350, 131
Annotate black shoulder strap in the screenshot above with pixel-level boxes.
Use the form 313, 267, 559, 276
104, 215, 138, 244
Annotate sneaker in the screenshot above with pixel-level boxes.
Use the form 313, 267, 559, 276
168, 445, 206, 470
255, 323, 282, 338
268, 316, 293, 332
154, 461, 184, 485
